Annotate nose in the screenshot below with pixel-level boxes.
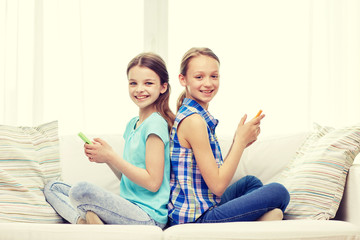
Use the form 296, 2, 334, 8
135, 83, 144, 93
203, 76, 212, 87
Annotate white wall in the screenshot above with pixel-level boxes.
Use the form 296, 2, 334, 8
168, 0, 310, 137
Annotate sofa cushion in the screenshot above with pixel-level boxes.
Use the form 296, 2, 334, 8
275, 123, 360, 220
231, 132, 308, 185
0, 121, 63, 223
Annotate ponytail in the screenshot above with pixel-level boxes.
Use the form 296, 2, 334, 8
155, 85, 175, 132
177, 90, 186, 112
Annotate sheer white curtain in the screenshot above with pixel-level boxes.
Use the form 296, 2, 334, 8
1, 0, 37, 126
1, 0, 144, 135
41, 0, 144, 135
309, 0, 360, 128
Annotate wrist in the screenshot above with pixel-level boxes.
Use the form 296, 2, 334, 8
106, 151, 117, 165
233, 136, 247, 149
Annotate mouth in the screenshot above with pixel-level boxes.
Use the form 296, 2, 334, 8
135, 95, 149, 100
200, 90, 214, 94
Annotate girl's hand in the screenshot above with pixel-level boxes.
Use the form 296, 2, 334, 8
84, 138, 114, 164
234, 114, 265, 148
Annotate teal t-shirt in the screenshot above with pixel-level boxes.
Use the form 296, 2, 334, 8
120, 112, 170, 224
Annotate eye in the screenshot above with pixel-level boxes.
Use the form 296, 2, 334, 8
211, 75, 219, 79
194, 75, 202, 80
145, 82, 154, 85
129, 81, 136, 86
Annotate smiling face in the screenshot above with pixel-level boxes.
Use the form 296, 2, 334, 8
180, 55, 220, 109
128, 65, 167, 113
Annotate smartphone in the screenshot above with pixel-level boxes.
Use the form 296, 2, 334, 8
253, 110, 263, 119
78, 132, 92, 144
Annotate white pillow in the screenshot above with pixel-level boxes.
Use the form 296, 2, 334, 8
233, 132, 308, 184
0, 121, 63, 223
275, 123, 360, 220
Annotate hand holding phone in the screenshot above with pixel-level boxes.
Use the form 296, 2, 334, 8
78, 132, 92, 144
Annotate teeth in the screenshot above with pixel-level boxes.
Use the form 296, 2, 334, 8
201, 90, 212, 93
136, 96, 148, 99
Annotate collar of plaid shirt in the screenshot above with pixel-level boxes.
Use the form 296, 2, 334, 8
182, 98, 219, 133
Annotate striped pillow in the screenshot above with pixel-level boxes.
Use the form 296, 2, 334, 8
275, 123, 360, 220
0, 121, 63, 223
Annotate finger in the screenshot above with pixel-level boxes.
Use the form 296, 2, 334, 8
85, 142, 100, 150
84, 148, 92, 154
240, 114, 247, 125
85, 149, 96, 157
84, 148, 89, 156
252, 114, 265, 124
84, 144, 94, 150
93, 138, 105, 145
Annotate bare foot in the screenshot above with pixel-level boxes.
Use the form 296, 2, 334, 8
257, 208, 283, 221
76, 217, 87, 224
86, 211, 104, 224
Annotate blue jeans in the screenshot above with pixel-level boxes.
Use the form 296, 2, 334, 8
195, 176, 290, 223
43, 180, 166, 229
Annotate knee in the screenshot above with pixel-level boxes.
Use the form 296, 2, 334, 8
69, 181, 94, 203
268, 182, 290, 206
244, 175, 263, 188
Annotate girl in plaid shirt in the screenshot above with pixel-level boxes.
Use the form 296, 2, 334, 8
168, 47, 290, 226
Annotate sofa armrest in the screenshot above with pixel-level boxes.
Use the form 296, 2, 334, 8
335, 162, 360, 226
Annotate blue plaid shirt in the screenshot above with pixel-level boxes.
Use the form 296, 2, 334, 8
168, 98, 223, 224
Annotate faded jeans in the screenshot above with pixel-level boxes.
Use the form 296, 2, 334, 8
43, 180, 166, 229
195, 175, 290, 223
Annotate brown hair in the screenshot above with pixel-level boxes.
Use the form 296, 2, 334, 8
127, 52, 175, 132
177, 47, 220, 111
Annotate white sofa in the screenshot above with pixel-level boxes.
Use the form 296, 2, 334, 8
1, 131, 359, 240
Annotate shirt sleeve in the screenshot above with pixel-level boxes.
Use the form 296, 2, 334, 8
143, 114, 169, 145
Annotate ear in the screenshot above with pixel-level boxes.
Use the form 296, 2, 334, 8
160, 82, 168, 94
179, 74, 187, 87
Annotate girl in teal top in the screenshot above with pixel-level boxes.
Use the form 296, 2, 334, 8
120, 112, 170, 224
44, 52, 175, 228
